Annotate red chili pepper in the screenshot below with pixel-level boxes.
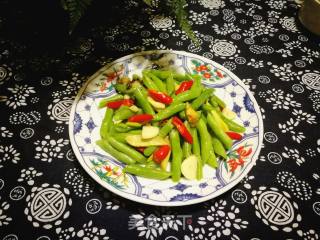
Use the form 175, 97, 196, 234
136, 147, 146, 153
175, 80, 193, 95
106, 99, 134, 109
128, 114, 153, 123
153, 145, 171, 164
172, 116, 193, 144
226, 131, 243, 141
148, 89, 173, 105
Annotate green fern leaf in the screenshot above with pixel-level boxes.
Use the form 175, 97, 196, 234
143, 0, 153, 6
64, 0, 93, 34
168, 0, 200, 45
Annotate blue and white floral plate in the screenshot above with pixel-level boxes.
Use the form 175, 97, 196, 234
69, 50, 263, 206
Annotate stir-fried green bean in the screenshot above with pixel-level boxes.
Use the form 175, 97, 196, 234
207, 113, 233, 150
196, 118, 212, 165
124, 164, 171, 180
170, 129, 183, 182
96, 69, 247, 182
133, 87, 155, 115
191, 128, 202, 180
99, 95, 123, 108
113, 106, 135, 122
212, 137, 227, 159
191, 88, 214, 110
148, 72, 167, 93
96, 139, 136, 165
107, 136, 147, 163
153, 103, 186, 121
142, 71, 159, 91
173, 77, 202, 103
100, 108, 114, 139
166, 73, 175, 96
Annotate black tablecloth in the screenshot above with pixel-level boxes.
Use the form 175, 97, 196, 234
0, 0, 320, 239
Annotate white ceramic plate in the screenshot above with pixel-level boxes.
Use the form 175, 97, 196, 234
69, 50, 263, 206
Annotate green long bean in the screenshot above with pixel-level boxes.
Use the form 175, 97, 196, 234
196, 118, 212, 165
207, 113, 233, 150
170, 129, 183, 182
107, 136, 146, 163
124, 165, 171, 180
219, 113, 246, 133
142, 72, 159, 91
111, 130, 142, 143
166, 73, 175, 96
96, 139, 136, 165
173, 77, 202, 103
191, 128, 202, 180
144, 119, 174, 156
159, 119, 174, 137
210, 94, 226, 109
98, 95, 123, 108
148, 72, 167, 93
143, 146, 157, 156
113, 106, 135, 122
212, 137, 227, 159
100, 108, 114, 139
133, 87, 155, 115
183, 122, 192, 158
191, 88, 214, 110
114, 123, 140, 133
153, 103, 186, 121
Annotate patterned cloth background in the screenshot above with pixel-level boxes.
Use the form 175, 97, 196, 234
0, 0, 319, 239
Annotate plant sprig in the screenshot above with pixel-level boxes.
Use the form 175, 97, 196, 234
62, 0, 198, 44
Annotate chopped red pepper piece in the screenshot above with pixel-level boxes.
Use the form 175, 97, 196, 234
148, 89, 173, 105
175, 80, 193, 95
128, 114, 153, 123
106, 99, 134, 109
153, 145, 171, 164
172, 116, 193, 144
226, 131, 243, 141
136, 147, 146, 153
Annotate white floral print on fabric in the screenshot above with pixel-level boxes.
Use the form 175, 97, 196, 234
34, 135, 69, 163
258, 88, 301, 110
56, 220, 109, 240
0, 126, 13, 138
199, 0, 225, 9
276, 171, 312, 200
0, 197, 12, 226
183, 200, 248, 240
270, 63, 296, 81
17, 167, 43, 186
278, 109, 316, 143
52, 73, 85, 98
297, 229, 319, 240
267, 0, 287, 10
212, 22, 240, 35
4, 84, 35, 109
282, 146, 305, 166
280, 16, 299, 33
189, 10, 212, 25
0, 144, 20, 168
128, 211, 183, 240
64, 168, 93, 197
